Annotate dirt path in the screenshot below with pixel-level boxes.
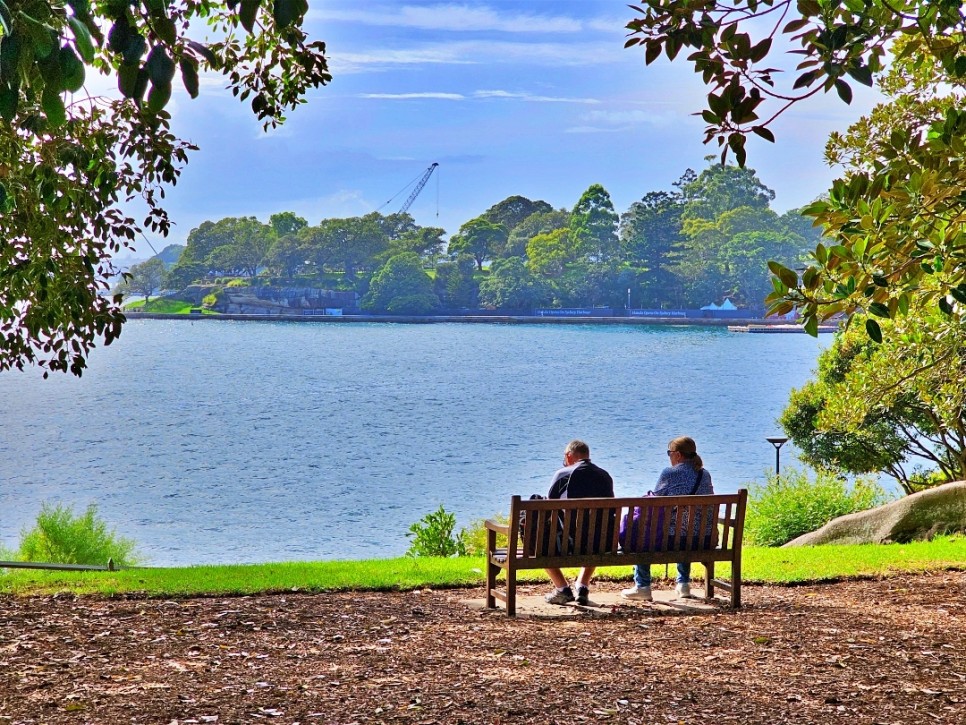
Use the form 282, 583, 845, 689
2, 571, 965, 724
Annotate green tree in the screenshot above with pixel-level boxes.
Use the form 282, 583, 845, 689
269, 212, 308, 238
482, 195, 553, 255
619, 187, 687, 307
478, 257, 548, 311
447, 217, 508, 271
434, 254, 479, 309
0, 0, 330, 376
362, 253, 439, 314
117, 257, 165, 305
569, 184, 619, 265
391, 226, 447, 266
680, 160, 775, 222
264, 234, 308, 280
323, 215, 389, 278
526, 228, 573, 279
505, 209, 569, 259
781, 304, 966, 493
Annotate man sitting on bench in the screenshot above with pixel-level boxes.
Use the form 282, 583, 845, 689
543, 439, 614, 606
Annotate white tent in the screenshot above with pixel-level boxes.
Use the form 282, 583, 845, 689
719, 298, 738, 310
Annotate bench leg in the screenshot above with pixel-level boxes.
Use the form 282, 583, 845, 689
506, 573, 517, 617
732, 558, 742, 609
704, 561, 714, 600
485, 559, 499, 609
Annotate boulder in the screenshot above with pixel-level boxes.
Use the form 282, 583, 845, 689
783, 480, 966, 546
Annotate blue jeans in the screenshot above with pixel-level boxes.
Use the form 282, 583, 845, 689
634, 562, 690, 588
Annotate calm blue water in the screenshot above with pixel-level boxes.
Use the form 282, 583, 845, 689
0, 320, 828, 565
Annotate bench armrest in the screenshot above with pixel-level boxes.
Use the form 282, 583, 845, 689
484, 519, 509, 535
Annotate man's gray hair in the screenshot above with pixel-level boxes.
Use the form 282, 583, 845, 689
566, 439, 590, 459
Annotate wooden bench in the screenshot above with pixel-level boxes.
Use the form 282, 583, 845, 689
484, 490, 748, 616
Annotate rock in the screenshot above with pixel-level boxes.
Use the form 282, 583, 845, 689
783, 480, 966, 546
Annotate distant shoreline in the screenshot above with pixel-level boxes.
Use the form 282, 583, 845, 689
125, 311, 837, 332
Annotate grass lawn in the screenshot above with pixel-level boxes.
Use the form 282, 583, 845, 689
125, 299, 202, 314
2, 536, 964, 597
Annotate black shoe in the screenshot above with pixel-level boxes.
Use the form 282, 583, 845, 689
544, 586, 575, 605
575, 586, 590, 605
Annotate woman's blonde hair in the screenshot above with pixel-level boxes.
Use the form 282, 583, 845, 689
669, 436, 703, 470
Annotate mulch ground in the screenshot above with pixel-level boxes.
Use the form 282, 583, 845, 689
2, 570, 965, 725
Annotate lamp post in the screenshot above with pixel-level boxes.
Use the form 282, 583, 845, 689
766, 436, 789, 477
627, 288, 631, 311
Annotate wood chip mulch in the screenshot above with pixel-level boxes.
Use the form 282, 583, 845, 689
2, 570, 965, 724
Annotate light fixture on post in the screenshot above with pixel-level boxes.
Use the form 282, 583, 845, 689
766, 436, 789, 477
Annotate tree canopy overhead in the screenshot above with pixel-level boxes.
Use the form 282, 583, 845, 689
627, 1, 966, 339
0, 0, 329, 376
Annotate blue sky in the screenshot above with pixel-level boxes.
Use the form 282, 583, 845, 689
133, 0, 882, 255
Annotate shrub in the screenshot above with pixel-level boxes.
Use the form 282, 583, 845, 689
745, 468, 892, 546
406, 505, 467, 557
17, 503, 140, 566
459, 514, 508, 555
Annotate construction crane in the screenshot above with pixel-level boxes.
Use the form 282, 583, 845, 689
376, 162, 440, 216
398, 162, 438, 214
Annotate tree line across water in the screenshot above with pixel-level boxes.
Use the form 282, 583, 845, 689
122, 158, 824, 315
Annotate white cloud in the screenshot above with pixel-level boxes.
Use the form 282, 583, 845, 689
311, 4, 582, 33
330, 39, 621, 74
474, 90, 599, 104
360, 92, 467, 100
357, 90, 600, 104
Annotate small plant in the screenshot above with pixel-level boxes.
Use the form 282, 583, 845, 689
406, 505, 467, 557
459, 515, 508, 555
18, 502, 140, 566
745, 467, 892, 547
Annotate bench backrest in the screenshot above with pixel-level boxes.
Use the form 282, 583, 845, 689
508, 491, 747, 561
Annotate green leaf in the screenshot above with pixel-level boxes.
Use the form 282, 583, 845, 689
865, 318, 882, 343
846, 63, 873, 87
179, 58, 199, 98
67, 16, 95, 63
950, 285, 966, 305
41, 86, 66, 127
751, 125, 775, 142
154, 16, 177, 46
107, 18, 130, 54
273, 0, 307, 28
133, 67, 149, 102
0, 0, 11, 36
939, 296, 953, 315
0, 85, 17, 122
748, 38, 772, 63
187, 40, 219, 68
59, 45, 86, 92
146, 45, 176, 86
897, 293, 910, 316
122, 33, 146, 65
834, 78, 853, 104
804, 315, 818, 337
868, 302, 890, 318
239, 0, 261, 33
117, 62, 138, 98
768, 261, 798, 289
147, 80, 171, 113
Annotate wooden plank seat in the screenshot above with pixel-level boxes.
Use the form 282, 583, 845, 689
484, 490, 748, 617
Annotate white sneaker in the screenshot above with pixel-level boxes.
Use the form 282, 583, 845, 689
675, 583, 693, 598
621, 585, 653, 601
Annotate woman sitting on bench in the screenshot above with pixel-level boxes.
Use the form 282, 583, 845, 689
622, 436, 714, 601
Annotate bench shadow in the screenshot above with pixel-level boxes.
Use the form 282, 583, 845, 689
463, 586, 730, 620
